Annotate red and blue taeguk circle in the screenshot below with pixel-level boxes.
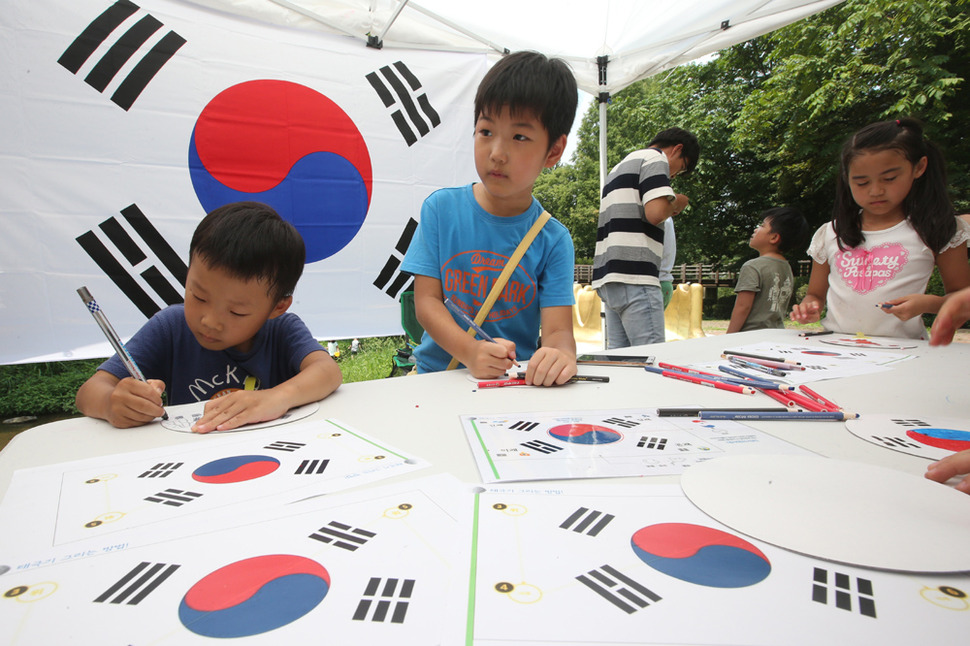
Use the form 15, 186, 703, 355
188, 79, 372, 263
178, 554, 330, 638
631, 523, 771, 588
906, 428, 970, 452
548, 423, 622, 445
191, 455, 280, 484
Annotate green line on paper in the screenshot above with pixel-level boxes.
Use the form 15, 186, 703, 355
322, 418, 408, 459
470, 418, 500, 480
466, 492, 481, 645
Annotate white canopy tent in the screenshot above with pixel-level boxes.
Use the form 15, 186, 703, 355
186, 0, 845, 184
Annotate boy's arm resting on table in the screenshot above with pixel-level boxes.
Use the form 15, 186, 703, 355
412, 275, 516, 378
192, 349, 341, 433
76, 370, 167, 429
925, 449, 970, 494
726, 291, 755, 334
525, 305, 577, 386
790, 260, 829, 323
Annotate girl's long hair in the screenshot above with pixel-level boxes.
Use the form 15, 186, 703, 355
832, 117, 954, 252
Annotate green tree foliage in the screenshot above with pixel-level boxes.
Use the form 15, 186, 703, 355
560, 0, 969, 270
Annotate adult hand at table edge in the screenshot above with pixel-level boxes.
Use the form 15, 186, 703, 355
924, 449, 970, 494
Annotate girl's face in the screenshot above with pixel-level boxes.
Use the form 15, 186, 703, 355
847, 148, 927, 223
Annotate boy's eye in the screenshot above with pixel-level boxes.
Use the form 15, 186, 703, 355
513, 133, 529, 142
478, 128, 492, 137
230, 311, 248, 317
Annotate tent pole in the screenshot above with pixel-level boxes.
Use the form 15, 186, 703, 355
596, 55, 609, 193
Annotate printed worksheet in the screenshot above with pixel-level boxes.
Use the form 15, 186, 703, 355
1, 475, 465, 645
452, 482, 970, 645
0, 418, 428, 566
462, 407, 814, 483
689, 339, 916, 385
847, 414, 970, 460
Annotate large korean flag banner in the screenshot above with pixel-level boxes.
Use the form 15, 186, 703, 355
0, 0, 482, 364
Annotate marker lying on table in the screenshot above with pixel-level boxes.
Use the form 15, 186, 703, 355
728, 356, 788, 377
444, 297, 519, 366
698, 410, 859, 421
717, 366, 795, 390
720, 354, 804, 371
657, 407, 791, 417
798, 329, 834, 337
644, 365, 754, 395
77, 286, 168, 421
513, 372, 610, 383
723, 349, 802, 365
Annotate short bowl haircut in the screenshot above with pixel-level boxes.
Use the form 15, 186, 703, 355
189, 202, 306, 303
474, 50, 578, 147
762, 206, 810, 255
648, 127, 701, 176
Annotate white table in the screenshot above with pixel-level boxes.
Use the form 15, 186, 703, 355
2, 329, 968, 646
3, 328, 966, 495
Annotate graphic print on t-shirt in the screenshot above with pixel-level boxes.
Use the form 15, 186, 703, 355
834, 243, 908, 294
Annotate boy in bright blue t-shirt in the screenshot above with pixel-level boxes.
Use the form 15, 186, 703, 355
401, 51, 579, 386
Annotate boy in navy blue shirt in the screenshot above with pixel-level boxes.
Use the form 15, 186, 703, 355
76, 202, 341, 432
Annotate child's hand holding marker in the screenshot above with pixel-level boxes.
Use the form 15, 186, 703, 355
877, 294, 942, 322
444, 297, 519, 377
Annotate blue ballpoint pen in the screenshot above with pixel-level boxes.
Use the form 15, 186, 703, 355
77, 286, 168, 420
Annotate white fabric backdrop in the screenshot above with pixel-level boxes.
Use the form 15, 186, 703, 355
0, 0, 842, 364
0, 0, 482, 363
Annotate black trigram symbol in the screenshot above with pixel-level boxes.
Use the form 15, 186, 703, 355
521, 439, 562, 454
309, 521, 376, 551
144, 488, 202, 507
94, 561, 180, 605
76, 204, 187, 319
811, 567, 876, 618
57, 0, 186, 111
509, 420, 540, 432
138, 462, 183, 478
295, 459, 330, 476
603, 417, 640, 428
352, 577, 415, 623
366, 62, 441, 147
891, 418, 931, 427
373, 217, 418, 299
264, 440, 306, 452
559, 507, 614, 536
637, 436, 668, 450
871, 435, 922, 449
576, 564, 661, 614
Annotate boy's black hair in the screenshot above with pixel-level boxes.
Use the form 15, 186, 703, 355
189, 201, 305, 303
833, 117, 954, 252
648, 127, 701, 176
474, 51, 578, 148
762, 206, 810, 255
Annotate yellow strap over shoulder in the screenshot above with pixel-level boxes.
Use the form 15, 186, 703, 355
446, 211, 551, 370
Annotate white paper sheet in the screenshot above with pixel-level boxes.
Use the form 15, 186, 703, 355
461, 407, 815, 483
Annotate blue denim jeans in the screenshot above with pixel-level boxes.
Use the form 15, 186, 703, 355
597, 282, 665, 349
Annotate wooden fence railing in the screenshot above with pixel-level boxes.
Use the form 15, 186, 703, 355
575, 260, 810, 287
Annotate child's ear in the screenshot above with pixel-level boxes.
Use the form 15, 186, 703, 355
913, 155, 928, 179
544, 134, 567, 168
269, 295, 293, 319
